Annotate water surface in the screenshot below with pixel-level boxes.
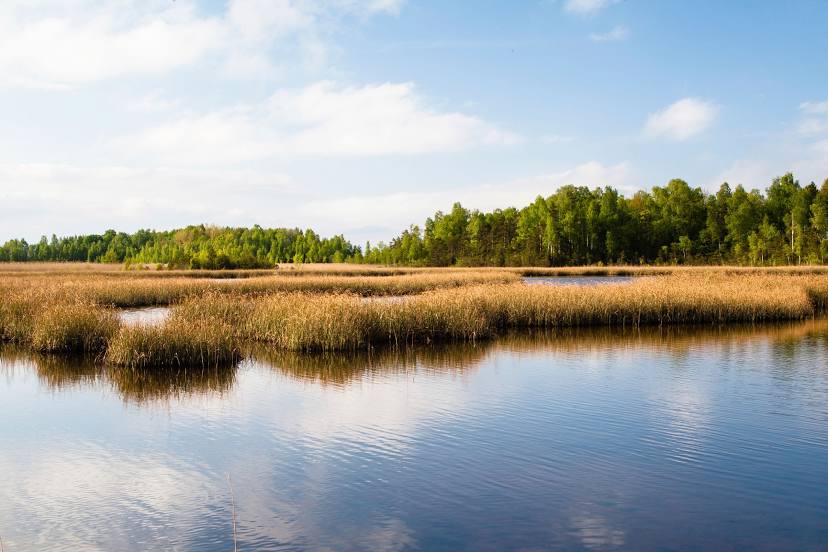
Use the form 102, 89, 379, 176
118, 306, 171, 326
2, 322, 828, 551
522, 275, 635, 286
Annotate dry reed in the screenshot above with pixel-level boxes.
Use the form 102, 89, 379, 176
5, 266, 828, 364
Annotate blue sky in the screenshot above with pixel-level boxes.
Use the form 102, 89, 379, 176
1, 0, 827, 244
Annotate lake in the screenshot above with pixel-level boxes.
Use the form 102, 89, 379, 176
2, 321, 828, 551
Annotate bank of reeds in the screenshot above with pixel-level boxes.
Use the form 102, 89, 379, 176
5, 268, 828, 365
0, 270, 520, 308
105, 317, 240, 369
158, 272, 818, 352
30, 303, 119, 354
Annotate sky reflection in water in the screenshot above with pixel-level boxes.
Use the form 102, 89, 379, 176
1, 322, 828, 551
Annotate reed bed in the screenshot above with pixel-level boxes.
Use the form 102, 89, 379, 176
0, 270, 520, 308
5, 266, 828, 365
158, 271, 819, 352
105, 317, 240, 369
30, 303, 119, 354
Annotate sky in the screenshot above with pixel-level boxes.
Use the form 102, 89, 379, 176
1, 0, 828, 244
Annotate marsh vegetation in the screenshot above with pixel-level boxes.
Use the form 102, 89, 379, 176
3, 174, 828, 267
5, 264, 828, 367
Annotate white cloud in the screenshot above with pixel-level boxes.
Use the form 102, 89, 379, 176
116, 81, 520, 162
127, 90, 180, 113
800, 100, 828, 115
0, 163, 298, 239
297, 161, 636, 240
564, 0, 619, 15
0, 160, 632, 243
589, 25, 629, 42
541, 134, 576, 144
644, 98, 719, 140
0, 1, 225, 88
709, 159, 774, 190
797, 118, 828, 135
0, 0, 403, 88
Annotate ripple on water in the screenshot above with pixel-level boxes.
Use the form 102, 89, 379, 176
1, 322, 828, 550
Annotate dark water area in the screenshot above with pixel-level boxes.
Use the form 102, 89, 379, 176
522, 275, 635, 286
2, 322, 828, 551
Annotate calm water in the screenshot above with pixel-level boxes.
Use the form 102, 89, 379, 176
118, 306, 171, 326
2, 322, 828, 551
522, 276, 635, 286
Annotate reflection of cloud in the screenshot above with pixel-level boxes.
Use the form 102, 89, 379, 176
0, 444, 216, 550
359, 518, 416, 552
570, 513, 626, 549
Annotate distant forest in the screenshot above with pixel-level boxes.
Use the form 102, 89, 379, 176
3, 173, 828, 268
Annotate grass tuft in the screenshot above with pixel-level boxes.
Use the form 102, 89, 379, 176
30, 303, 119, 354
105, 318, 240, 369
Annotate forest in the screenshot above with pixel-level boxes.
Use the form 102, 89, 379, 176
2, 173, 828, 267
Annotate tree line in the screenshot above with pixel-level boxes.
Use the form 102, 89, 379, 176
0, 226, 359, 268
2, 173, 827, 267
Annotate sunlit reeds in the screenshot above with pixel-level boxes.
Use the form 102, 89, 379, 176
4, 266, 828, 365
105, 317, 240, 369
30, 303, 119, 354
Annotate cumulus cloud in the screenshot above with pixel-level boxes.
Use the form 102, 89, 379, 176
564, 0, 619, 15
115, 81, 521, 162
0, 1, 225, 88
0, 0, 403, 88
589, 25, 629, 42
800, 100, 828, 115
644, 98, 719, 140
0, 163, 298, 239
127, 90, 180, 113
296, 161, 637, 240
0, 160, 632, 243
797, 99, 828, 136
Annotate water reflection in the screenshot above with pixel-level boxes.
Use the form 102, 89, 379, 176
522, 275, 635, 286
1, 320, 828, 550
118, 306, 171, 326
4, 318, 828, 403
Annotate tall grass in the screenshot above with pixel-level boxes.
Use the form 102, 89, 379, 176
120, 272, 816, 353
30, 303, 119, 354
0, 270, 520, 308
5, 267, 828, 364
105, 318, 240, 369
222, 272, 817, 351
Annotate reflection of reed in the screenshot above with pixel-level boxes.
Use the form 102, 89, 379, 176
107, 365, 236, 404
0, 346, 102, 389
34, 354, 102, 390
251, 318, 828, 385
0, 346, 235, 403
495, 317, 828, 354
4, 317, 828, 397
248, 342, 490, 386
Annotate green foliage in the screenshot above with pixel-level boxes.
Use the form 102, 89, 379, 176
3, 173, 828, 267
364, 173, 828, 266
0, 225, 358, 268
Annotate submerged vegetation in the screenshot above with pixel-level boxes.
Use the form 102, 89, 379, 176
5, 265, 828, 367
3, 173, 828, 267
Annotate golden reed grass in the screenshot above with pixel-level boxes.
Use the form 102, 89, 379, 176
0, 270, 520, 307
5, 266, 828, 365
162, 271, 824, 351
105, 318, 240, 369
